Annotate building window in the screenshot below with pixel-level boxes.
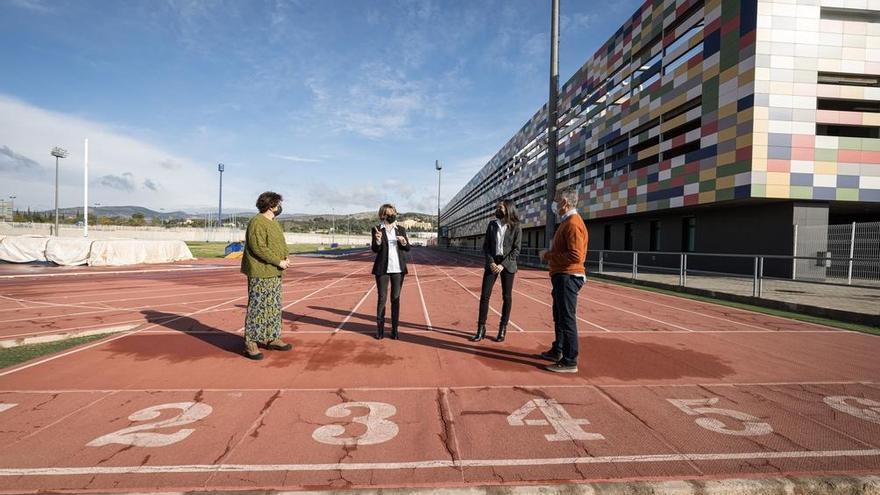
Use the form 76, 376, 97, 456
603, 225, 612, 250
682, 217, 696, 253
818, 72, 880, 87
817, 98, 880, 113
650, 221, 661, 252
664, 43, 703, 75
816, 124, 880, 139
624, 223, 633, 251
820, 7, 880, 23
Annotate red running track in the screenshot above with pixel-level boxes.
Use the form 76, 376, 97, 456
0, 248, 878, 493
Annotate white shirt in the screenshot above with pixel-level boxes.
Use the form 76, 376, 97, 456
382, 223, 402, 274
494, 219, 507, 256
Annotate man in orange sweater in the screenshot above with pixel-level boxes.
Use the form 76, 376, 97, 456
539, 186, 588, 373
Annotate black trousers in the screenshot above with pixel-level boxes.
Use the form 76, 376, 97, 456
478, 260, 515, 326
550, 274, 585, 366
376, 273, 404, 328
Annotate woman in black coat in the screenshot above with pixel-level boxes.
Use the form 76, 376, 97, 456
371, 203, 411, 340
470, 199, 521, 343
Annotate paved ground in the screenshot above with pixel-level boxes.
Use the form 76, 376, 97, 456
0, 249, 878, 493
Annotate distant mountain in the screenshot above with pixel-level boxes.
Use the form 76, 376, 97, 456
35, 206, 433, 221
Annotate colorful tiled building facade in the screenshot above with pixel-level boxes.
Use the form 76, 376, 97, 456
440, 0, 879, 258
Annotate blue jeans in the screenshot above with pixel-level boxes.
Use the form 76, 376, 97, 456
550, 274, 585, 366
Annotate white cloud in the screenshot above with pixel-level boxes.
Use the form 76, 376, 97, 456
0, 94, 222, 211
7, 0, 52, 13
269, 153, 322, 163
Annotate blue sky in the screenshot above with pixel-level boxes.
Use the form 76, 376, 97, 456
0, 0, 643, 214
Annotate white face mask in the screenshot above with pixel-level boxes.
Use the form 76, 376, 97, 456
550, 201, 559, 215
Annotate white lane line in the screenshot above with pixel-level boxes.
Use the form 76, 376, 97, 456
413, 251, 433, 331
433, 264, 526, 333
518, 277, 695, 332
6, 380, 876, 394
457, 266, 611, 333
1, 449, 879, 476
0, 262, 354, 377
335, 286, 375, 333
0, 324, 139, 349
0, 295, 107, 312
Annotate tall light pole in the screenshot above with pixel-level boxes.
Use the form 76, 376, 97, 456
83, 138, 89, 238
331, 207, 336, 245
435, 159, 442, 246
217, 163, 225, 229
50, 146, 68, 236
8, 196, 15, 222
544, 0, 560, 248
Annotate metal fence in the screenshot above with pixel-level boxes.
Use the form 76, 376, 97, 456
794, 221, 880, 285
440, 244, 880, 299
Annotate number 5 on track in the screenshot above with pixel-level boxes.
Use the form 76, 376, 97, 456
668, 398, 773, 436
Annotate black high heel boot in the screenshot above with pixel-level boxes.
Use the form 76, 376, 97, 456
469, 324, 486, 342
376, 320, 385, 340
494, 324, 507, 343
391, 326, 399, 340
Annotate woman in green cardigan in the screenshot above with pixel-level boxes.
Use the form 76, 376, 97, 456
240, 191, 292, 360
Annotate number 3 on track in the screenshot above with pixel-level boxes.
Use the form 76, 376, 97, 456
312, 402, 399, 446
88, 402, 213, 448
507, 399, 604, 441
824, 396, 880, 424
667, 398, 773, 436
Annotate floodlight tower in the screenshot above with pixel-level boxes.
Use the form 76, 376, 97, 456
218, 163, 225, 228
50, 146, 69, 236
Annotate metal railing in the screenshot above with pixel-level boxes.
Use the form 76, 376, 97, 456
439, 245, 880, 298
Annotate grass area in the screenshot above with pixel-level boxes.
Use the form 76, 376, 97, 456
0, 334, 110, 369
593, 276, 880, 336
185, 242, 366, 259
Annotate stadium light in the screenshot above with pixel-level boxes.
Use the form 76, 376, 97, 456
435, 160, 442, 245
50, 146, 69, 236
218, 163, 225, 229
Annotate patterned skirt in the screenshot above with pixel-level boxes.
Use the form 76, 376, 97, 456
245, 276, 282, 343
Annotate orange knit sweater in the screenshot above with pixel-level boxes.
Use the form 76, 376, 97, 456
545, 213, 588, 276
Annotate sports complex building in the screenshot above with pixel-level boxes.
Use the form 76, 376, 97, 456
439, 0, 880, 267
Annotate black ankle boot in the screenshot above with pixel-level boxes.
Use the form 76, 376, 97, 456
494, 325, 507, 343
469, 324, 486, 342
391, 326, 399, 340
376, 321, 385, 340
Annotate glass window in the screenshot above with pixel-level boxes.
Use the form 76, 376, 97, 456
665, 19, 705, 55
603, 225, 612, 250
664, 43, 703, 76
682, 217, 696, 253
650, 221, 661, 251
624, 223, 633, 251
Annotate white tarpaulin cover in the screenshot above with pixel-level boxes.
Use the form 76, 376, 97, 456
0, 236, 194, 266
0, 236, 49, 263
88, 239, 194, 266
45, 238, 94, 266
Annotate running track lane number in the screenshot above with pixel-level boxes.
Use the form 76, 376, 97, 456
81, 394, 880, 448
824, 396, 880, 424
507, 399, 605, 441
667, 398, 773, 436
312, 402, 400, 446
0, 403, 17, 413
87, 402, 214, 448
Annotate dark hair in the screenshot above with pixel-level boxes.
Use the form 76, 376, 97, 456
256, 191, 282, 213
499, 199, 519, 225
377, 203, 397, 220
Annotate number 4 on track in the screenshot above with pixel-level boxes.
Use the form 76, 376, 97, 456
507, 399, 605, 442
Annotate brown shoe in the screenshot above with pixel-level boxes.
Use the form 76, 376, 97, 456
266, 338, 293, 351
244, 340, 263, 360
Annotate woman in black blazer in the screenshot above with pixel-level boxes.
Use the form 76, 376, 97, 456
470, 199, 521, 343
371, 203, 411, 340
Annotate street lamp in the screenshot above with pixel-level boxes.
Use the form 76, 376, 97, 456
50, 146, 69, 236
217, 163, 225, 229
435, 159, 442, 246
8, 196, 15, 222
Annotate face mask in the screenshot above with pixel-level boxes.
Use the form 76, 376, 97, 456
495, 209, 505, 219
274, 205, 283, 216
550, 201, 559, 215
385, 214, 397, 223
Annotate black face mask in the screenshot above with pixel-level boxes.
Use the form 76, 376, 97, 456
274, 205, 283, 216
385, 214, 397, 223
494, 209, 505, 219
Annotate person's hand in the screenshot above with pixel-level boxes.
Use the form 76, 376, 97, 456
539, 249, 548, 260
279, 259, 291, 269
397, 236, 408, 246
373, 229, 382, 243
489, 262, 498, 272
492, 264, 503, 274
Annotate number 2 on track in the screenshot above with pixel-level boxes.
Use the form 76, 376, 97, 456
88, 402, 213, 448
